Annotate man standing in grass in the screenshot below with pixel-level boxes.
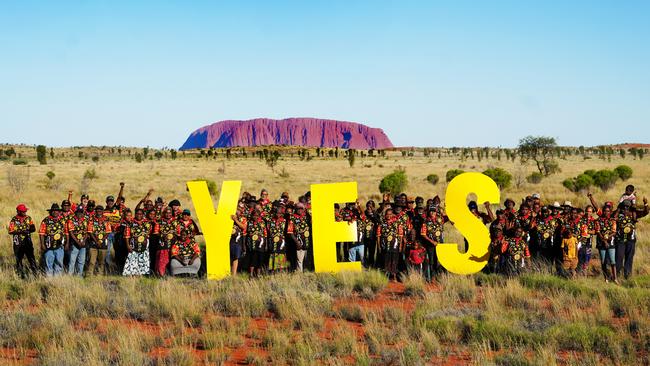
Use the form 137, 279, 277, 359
155, 207, 178, 276
8, 204, 38, 277
420, 208, 448, 280
288, 203, 310, 272
39, 204, 67, 276
615, 198, 648, 279
88, 205, 111, 275
67, 207, 89, 276
377, 208, 403, 282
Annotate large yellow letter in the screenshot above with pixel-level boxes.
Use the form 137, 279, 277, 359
187, 180, 241, 280
311, 182, 360, 273
436, 172, 500, 274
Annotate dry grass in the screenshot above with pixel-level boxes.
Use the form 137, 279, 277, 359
0, 146, 649, 364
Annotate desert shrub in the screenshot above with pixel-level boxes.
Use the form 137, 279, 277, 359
379, 169, 408, 196
426, 173, 439, 185
190, 178, 218, 196
46, 171, 55, 180
36, 145, 47, 165
6, 166, 30, 193
614, 165, 633, 180
483, 167, 512, 189
562, 173, 593, 193
519, 274, 597, 298
461, 317, 537, 350
83, 168, 98, 180
402, 272, 426, 298
446, 169, 464, 182
592, 169, 619, 191
526, 172, 543, 184
12, 158, 27, 165
583, 169, 597, 178
337, 304, 364, 323
135, 152, 143, 163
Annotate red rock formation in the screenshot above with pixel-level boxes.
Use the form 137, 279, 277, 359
180, 118, 394, 150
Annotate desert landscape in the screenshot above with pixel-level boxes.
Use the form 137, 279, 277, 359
0, 144, 648, 365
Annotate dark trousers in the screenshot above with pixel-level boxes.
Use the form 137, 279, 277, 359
14, 242, 38, 277
425, 246, 439, 281
364, 238, 376, 268
384, 251, 400, 276
615, 239, 636, 279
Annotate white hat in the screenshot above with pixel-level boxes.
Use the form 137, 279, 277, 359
563, 201, 572, 207
553, 202, 561, 208
532, 193, 540, 199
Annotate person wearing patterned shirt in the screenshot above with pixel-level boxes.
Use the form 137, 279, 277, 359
8, 204, 37, 277
155, 207, 178, 276
596, 205, 617, 283
267, 205, 288, 273
66, 207, 89, 276
377, 208, 404, 281
230, 204, 248, 275
103, 191, 123, 272
501, 226, 531, 276
420, 208, 448, 281
532, 207, 558, 262
288, 203, 311, 272
123, 208, 153, 276
170, 209, 202, 277
363, 200, 379, 269
39, 204, 68, 276
615, 198, 649, 279
88, 205, 112, 275
247, 209, 268, 277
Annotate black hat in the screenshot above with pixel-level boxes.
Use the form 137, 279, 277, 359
468, 201, 478, 210
168, 199, 181, 207
156, 197, 164, 203
95, 205, 104, 211
48, 203, 61, 212
106, 195, 115, 202
61, 200, 71, 206
81, 194, 89, 199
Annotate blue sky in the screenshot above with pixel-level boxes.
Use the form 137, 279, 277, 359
1, 1, 648, 148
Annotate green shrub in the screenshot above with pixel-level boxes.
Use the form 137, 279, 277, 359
190, 178, 218, 196
563, 173, 594, 193
83, 168, 98, 180
379, 169, 408, 196
614, 165, 633, 181
36, 145, 47, 165
526, 172, 543, 184
446, 169, 464, 182
426, 173, 439, 185
46, 171, 56, 180
592, 169, 619, 191
12, 159, 28, 165
483, 167, 512, 189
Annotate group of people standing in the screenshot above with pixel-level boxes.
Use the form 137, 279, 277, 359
8, 183, 202, 278
7, 183, 648, 283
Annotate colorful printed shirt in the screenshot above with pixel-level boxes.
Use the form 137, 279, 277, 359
267, 216, 287, 252
39, 215, 68, 249
616, 213, 636, 241
287, 213, 311, 249
596, 216, 616, 249
421, 213, 446, 244
125, 219, 152, 252
172, 219, 201, 260
8, 215, 35, 246
67, 216, 89, 247
88, 215, 112, 249
377, 218, 403, 252
247, 217, 268, 252
501, 237, 531, 264
157, 217, 179, 249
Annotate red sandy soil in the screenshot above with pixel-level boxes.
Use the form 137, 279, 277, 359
0, 280, 639, 365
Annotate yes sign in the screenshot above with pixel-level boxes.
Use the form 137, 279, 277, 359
187, 172, 500, 280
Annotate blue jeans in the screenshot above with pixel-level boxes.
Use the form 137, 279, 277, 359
599, 248, 615, 265
44, 247, 64, 276
105, 233, 115, 265
349, 244, 364, 264
68, 246, 86, 276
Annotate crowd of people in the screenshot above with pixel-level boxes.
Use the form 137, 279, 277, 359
7, 183, 649, 283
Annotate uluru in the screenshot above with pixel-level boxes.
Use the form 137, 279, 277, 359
179, 118, 394, 150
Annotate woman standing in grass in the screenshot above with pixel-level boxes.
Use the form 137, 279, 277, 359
377, 208, 403, 282
247, 209, 268, 277
155, 207, 178, 276
596, 205, 617, 283
170, 209, 201, 277
123, 208, 152, 276
267, 205, 288, 273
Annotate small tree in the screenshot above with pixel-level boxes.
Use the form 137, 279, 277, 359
348, 149, 356, 167
563, 173, 594, 193
36, 145, 47, 165
170, 149, 178, 160
483, 167, 512, 189
379, 169, 408, 196
614, 165, 633, 181
446, 169, 465, 183
135, 153, 143, 163
518, 136, 559, 176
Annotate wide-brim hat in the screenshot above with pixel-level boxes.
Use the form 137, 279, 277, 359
562, 201, 572, 208
47, 203, 61, 212
16, 204, 28, 212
